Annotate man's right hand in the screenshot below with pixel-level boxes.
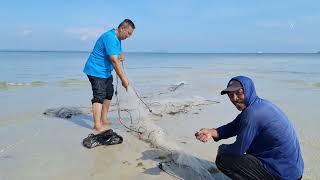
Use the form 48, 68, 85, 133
122, 78, 129, 91
119, 54, 125, 62
195, 128, 218, 143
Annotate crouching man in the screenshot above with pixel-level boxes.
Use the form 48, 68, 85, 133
195, 76, 303, 180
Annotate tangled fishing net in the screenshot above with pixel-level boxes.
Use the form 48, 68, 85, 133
42, 76, 228, 179
114, 79, 229, 179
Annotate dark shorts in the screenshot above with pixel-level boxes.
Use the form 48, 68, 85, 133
216, 153, 279, 180
87, 75, 114, 104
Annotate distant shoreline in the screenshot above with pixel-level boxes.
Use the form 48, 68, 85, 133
0, 50, 319, 54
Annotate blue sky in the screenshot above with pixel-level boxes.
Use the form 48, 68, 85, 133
1, 0, 319, 53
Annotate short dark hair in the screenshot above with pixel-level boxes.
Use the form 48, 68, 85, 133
118, 19, 135, 29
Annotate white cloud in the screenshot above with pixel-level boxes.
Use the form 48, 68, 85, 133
65, 27, 104, 41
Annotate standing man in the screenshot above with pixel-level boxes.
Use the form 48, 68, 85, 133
195, 76, 304, 180
83, 19, 135, 132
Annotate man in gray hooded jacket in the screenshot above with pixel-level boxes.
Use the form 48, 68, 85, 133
195, 76, 303, 180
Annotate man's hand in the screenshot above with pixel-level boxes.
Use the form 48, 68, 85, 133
195, 128, 218, 143
122, 78, 129, 91
119, 54, 125, 62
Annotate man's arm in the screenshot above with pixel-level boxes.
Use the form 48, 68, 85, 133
109, 55, 129, 90
218, 118, 257, 156
195, 114, 242, 143
214, 113, 242, 141
217, 110, 258, 156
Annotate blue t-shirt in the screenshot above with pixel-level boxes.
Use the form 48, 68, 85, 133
83, 29, 121, 78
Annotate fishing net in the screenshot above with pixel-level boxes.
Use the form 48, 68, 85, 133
114, 78, 229, 180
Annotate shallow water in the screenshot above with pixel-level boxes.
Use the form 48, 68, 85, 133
0, 52, 319, 179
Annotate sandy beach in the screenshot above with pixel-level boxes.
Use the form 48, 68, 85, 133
0, 100, 230, 180
1, 52, 319, 179
0, 110, 168, 180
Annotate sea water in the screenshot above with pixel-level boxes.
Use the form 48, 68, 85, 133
0, 51, 319, 178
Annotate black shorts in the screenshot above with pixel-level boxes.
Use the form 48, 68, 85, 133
87, 75, 114, 104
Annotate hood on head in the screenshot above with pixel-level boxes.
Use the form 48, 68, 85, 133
227, 76, 258, 107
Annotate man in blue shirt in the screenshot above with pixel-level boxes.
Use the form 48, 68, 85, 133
83, 19, 135, 132
195, 76, 304, 180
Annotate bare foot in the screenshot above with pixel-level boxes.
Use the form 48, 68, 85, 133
101, 120, 112, 126
94, 126, 107, 133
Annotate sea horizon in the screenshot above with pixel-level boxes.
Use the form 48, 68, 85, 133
0, 49, 319, 54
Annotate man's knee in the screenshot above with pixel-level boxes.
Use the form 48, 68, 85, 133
91, 97, 104, 104
215, 154, 231, 171
215, 154, 222, 169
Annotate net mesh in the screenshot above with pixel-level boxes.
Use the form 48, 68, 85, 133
115, 83, 229, 180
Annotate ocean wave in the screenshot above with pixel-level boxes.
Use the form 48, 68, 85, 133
128, 66, 193, 70
278, 79, 320, 89
258, 70, 320, 76
279, 79, 308, 86
59, 79, 88, 87
0, 81, 47, 89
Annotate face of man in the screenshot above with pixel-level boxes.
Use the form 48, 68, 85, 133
227, 88, 246, 111
118, 25, 134, 40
